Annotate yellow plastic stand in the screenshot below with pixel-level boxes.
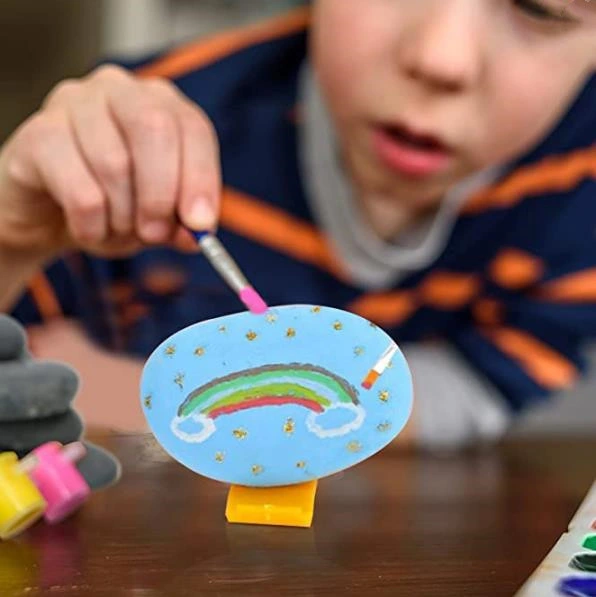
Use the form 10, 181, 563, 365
225, 480, 318, 528
0, 453, 46, 540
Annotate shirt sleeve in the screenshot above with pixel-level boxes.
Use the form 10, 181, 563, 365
10, 258, 79, 327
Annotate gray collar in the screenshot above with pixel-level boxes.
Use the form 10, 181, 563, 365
297, 65, 503, 290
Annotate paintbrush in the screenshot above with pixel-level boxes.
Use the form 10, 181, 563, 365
361, 343, 398, 389
192, 231, 268, 315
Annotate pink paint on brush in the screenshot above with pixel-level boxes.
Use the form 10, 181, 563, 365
240, 287, 268, 314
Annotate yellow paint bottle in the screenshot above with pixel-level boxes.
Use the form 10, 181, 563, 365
0, 452, 46, 540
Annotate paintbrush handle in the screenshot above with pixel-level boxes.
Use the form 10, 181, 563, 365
194, 233, 250, 294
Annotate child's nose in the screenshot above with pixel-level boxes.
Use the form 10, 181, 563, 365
398, 1, 484, 94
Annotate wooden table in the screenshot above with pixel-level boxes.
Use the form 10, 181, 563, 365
1, 434, 594, 597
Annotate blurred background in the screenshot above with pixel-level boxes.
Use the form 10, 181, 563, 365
0, 0, 299, 142
1, 0, 594, 438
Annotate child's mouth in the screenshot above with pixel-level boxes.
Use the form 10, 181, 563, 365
372, 123, 452, 179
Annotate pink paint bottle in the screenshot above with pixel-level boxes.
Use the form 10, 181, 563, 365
20, 442, 90, 524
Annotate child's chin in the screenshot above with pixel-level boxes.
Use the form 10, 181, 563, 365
360, 163, 456, 207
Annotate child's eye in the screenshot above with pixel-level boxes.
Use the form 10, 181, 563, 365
513, 0, 575, 22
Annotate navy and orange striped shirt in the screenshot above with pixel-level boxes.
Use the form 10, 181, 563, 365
11, 8, 596, 413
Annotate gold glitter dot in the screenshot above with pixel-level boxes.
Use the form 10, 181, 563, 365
174, 373, 185, 389
194, 347, 205, 357
311, 306, 322, 313
379, 390, 390, 402
284, 418, 295, 435
251, 465, 264, 476
333, 321, 343, 331
354, 346, 364, 356
387, 360, 394, 369
218, 325, 227, 333
215, 452, 225, 463
296, 461, 306, 469
286, 328, 296, 338
233, 428, 248, 440
143, 395, 152, 409
347, 441, 362, 453
377, 422, 392, 433
246, 331, 257, 341
266, 313, 278, 324
165, 345, 176, 356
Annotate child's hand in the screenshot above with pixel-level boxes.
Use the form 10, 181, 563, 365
0, 65, 220, 260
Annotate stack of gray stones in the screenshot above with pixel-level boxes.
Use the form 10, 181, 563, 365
0, 315, 119, 490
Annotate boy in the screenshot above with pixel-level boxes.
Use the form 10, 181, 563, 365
0, 0, 595, 449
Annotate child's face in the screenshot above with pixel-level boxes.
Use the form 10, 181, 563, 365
312, 0, 596, 208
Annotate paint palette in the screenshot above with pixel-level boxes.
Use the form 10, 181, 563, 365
140, 305, 413, 488
516, 481, 596, 596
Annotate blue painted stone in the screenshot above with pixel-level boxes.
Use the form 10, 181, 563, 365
140, 305, 413, 487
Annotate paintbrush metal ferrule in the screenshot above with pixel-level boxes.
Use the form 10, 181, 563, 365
194, 231, 268, 314
198, 234, 249, 294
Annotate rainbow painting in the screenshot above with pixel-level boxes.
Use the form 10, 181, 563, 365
171, 364, 364, 443
140, 304, 413, 487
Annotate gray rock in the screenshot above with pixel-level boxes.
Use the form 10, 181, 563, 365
0, 315, 27, 360
0, 361, 79, 421
76, 442, 122, 490
0, 409, 83, 452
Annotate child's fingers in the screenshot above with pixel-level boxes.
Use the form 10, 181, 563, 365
5, 65, 221, 257
18, 111, 108, 244
107, 80, 181, 245
69, 94, 135, 237
171, 225, 202, 253
139, 79, 221, 233
172, 99, 221, 232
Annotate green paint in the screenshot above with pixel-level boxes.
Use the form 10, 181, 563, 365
201, 382, 332, 414
583, 535, 596, 551
570, 553, 596, 573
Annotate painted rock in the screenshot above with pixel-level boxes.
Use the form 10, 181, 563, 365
140, 305, 413, 487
